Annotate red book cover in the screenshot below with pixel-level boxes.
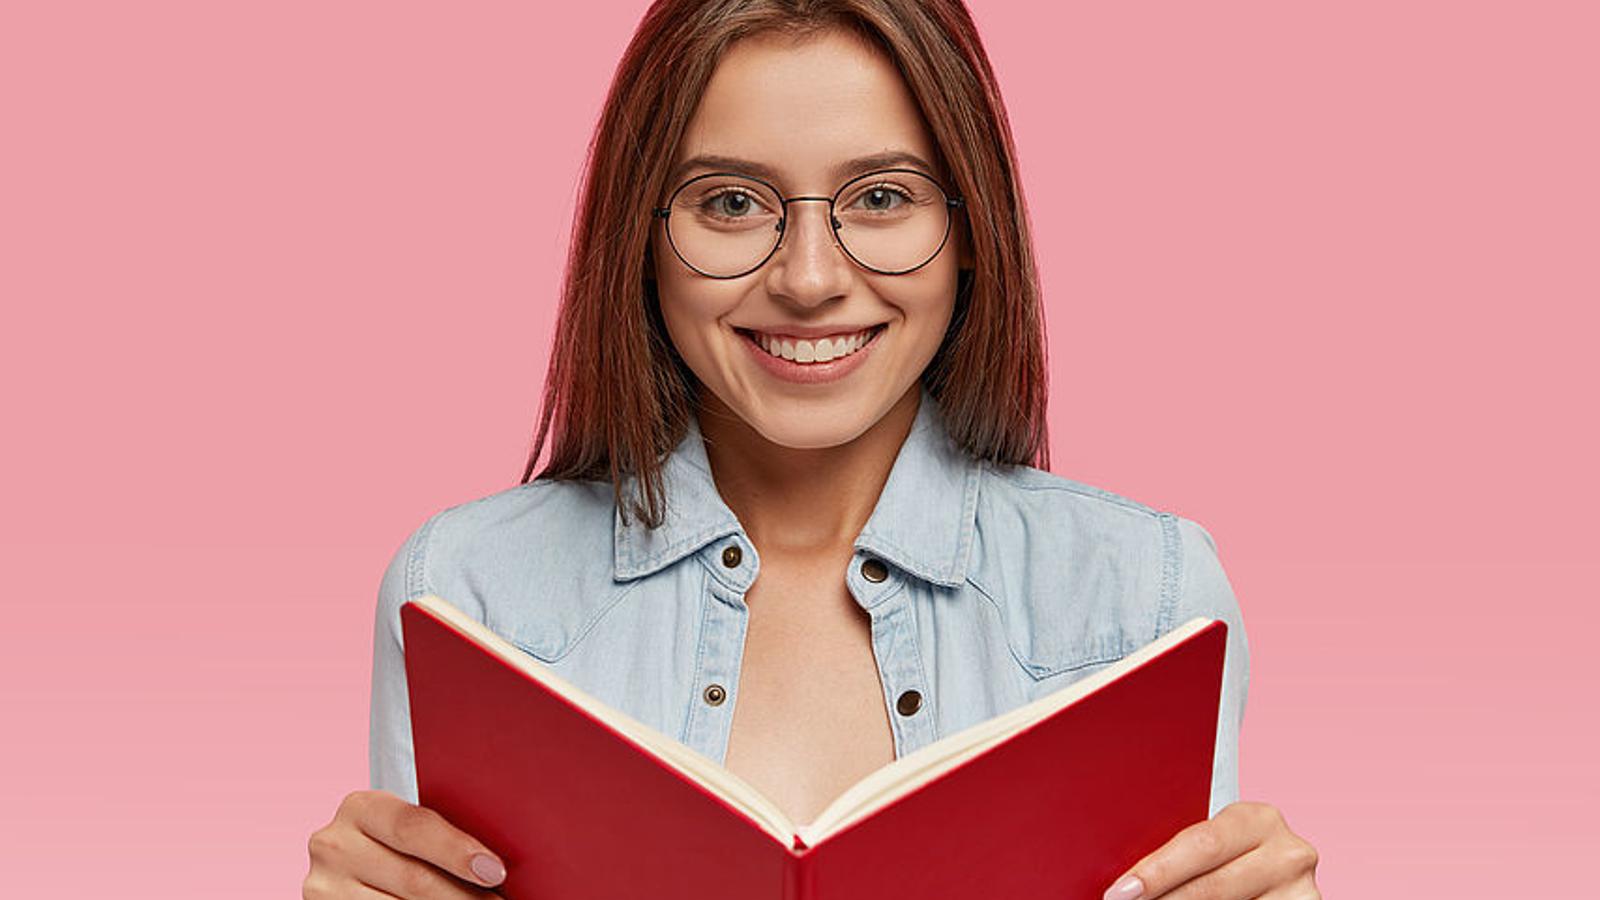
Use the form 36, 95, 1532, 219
401, 595, 1226, 899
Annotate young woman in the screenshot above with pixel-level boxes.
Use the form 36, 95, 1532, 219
305, 2, 1320, 898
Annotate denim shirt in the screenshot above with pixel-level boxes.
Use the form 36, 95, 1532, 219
369, 384, 1250, 819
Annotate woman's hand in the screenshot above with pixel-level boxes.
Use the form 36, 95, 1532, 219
304, 789, 508, 898
1101, 801, 1319, 899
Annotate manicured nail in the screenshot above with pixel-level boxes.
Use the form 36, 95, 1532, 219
470, 852, 506, 885
1104, 873, 1144, 900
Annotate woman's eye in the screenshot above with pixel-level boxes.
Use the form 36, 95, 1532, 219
853, 185, 911, 212
705, 190, 761, 218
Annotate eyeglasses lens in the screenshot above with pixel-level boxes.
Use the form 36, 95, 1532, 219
665, 170, 953, 277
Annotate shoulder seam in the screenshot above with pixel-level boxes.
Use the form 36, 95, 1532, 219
982, 465, 1160, 517
1155, 511, 1182, 637
445, 479, 563, 515
404, 509, 446, 600
406, 480, 586, 597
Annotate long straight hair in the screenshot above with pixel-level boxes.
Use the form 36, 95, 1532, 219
522, 0, 1050, 529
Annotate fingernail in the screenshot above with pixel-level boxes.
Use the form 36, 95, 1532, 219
470, 852, 505, 885
1104, 873, 1144, 900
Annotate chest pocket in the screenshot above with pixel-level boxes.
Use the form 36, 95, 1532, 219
986, 537, 1148, 681
487, 575, 650, 664
467, 547, 641, 665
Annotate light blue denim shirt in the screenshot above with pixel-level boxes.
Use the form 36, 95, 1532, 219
369, 384, 1250, 819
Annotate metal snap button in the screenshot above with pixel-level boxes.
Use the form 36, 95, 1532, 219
896, 689, 922, 716
861, 557, 888, 582
721, 545, 742, 568
703, 683, 727, 706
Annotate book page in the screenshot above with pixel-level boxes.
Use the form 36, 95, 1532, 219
414, 594, 1213, 852
412, 595, 802, 845
802, 616, 1215, 843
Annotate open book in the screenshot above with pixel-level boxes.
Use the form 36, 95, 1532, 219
401, 594, 1227, 899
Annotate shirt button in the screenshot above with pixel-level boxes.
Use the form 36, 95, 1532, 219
703, 683, 727, 706
896, 689, 922, 716
861, 557, 888, 582
721, 545, 742, 568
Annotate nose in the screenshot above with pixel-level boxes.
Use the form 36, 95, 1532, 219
765, 198, 853, 305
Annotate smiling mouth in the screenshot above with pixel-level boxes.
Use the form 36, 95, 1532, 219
734, 324, 887, 364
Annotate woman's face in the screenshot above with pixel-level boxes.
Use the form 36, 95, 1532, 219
651, 27, 971, 450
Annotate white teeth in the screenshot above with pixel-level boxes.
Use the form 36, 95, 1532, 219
754, 327, 877, 364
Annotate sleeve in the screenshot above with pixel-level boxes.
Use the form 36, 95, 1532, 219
367, 515, 437, 806
1172, 515, 1251, 818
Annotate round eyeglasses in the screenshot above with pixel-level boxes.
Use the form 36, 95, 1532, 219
651, 167, 964, 279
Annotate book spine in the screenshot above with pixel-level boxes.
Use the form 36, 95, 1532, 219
782, 852, 813, 900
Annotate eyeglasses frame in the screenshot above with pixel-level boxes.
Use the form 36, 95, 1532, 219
650, 166, 965, 279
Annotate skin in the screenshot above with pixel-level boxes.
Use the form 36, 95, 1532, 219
653, 25, 972, 830
303, 23, 1320, 900
651, 27, 973, 556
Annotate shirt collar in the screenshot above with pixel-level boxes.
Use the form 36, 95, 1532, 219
613, 383, 984, 587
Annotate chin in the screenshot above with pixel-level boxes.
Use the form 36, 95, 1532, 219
753, 426, 863, 451
741, 402, 879, 451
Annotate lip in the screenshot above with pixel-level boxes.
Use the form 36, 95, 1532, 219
738, 323, 884, 341
735, 323, 886, 385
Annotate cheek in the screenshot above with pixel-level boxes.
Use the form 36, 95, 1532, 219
883, 269, 958, 344
656, 291, 703, 360
655, 280, 743, 371
653, 246, 703, 339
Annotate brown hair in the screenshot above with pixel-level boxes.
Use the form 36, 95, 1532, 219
521, 0, 1050, 528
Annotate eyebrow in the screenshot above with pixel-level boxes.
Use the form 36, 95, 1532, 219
667, 150, 940, 189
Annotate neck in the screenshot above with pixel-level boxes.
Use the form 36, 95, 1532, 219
695, 384, 920, 557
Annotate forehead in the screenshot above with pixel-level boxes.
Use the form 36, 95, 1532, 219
671, 28, 940, 190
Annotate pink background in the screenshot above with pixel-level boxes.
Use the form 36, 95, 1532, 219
3, 1, 1594, 896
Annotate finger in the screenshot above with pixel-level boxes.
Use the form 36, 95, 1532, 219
1148, 844, 1284, 900
1104, 803, 1269, 899
304, 876, 406, 899
346, 825, 502, 900
302, 867, 402, 899
350, 791, 508, 890
346, 881, 404, 899
1253, 871, 1323, 900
